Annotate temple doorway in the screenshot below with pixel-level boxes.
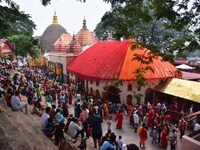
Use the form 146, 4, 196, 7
105, 85, 121, 103
145, 88, 154, 104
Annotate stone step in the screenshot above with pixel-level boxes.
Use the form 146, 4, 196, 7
0, 100, 58, 150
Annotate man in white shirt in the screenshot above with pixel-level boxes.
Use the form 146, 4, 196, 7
82, 105, 89, 138
11, 91, 28, 114
133, 111, 139, 133
41, 107, 51, 131
67, 117, 84, 141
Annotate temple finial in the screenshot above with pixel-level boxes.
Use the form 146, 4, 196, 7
52, 10, 58, 24
82, 17, 87, 29
72, 32, 76, 40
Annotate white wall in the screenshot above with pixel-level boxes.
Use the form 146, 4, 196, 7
47, 53, 67, 74
69, 73, 159, 105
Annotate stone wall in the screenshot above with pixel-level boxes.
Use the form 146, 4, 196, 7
181, 135, 200, 150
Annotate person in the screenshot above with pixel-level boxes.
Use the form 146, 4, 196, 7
46, 99, 52, 108
160, 127, 168, 149
45, 92, 53, 104
115, 110, 124, 129
67, 117, 84, 142
64, 116, 72, 133
133, 111, 139, 133
44, 118, 56, 138
49, 104, 56, 119
54, 122, 65, 145
101, 129, 111, 146
117, 135, 123, 150
138, 123, 147, 149
54, 108, 65, 124
107, 116, 112, 131
168, 129, 177, 150
88, 110, 103, 150
152, 126, 158, 144
34, 98, 42, 110
41, 107, 51, 131
103, 102, 109, 118
81, 105, 90, 138
126, 144, 140, 150
33, 101, 43, 117
143, 113, 148, 130
0, 84, 5, 98
178, 118, 186, 139
101, 132, 117, 150
11, 90, 28, 114
5, 88, 13, 108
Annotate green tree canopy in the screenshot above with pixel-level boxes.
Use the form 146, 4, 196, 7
0, 0, 42, 58
95, 0, 200, 62
7, 35, 41, 58
0, 0, 36, 37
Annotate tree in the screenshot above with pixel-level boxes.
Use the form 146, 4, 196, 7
0, 0, 36, 37
7, 34, 41, 58
95, 0, 199, 60
0, 0, 41, 58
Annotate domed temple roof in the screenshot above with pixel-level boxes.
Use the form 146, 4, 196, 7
51, 33, 72, 53
66, 35, 82, 55
40, 11, 68, 52
75, 18, 97, 47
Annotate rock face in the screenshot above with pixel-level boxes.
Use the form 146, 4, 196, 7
0, 100, 57, 150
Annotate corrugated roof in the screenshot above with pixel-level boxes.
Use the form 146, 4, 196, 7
154, 78, 200, 103
67, 39, 180, 81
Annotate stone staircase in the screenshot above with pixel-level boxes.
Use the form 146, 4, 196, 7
0, 99, 96, 150
0, 100, 58, 150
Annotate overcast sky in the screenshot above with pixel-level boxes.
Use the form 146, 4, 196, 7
14, 0, 111, 36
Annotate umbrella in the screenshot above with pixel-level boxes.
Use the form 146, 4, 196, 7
176, 64, 195, 70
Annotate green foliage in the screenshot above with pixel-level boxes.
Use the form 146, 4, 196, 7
94, 0, 200, 62
133, 92, 144, 99
7, 35, 41, 58
0, 0, 36, 37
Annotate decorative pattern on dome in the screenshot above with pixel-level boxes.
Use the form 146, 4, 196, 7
75, 18, 97, 47
51, 33, 72, 53
66, 34, 82, 55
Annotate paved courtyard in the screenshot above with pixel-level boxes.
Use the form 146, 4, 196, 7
68, 96, 186, 150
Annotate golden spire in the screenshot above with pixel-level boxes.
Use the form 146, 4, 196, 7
82, 17, 87, 29
52, 10, 58, 24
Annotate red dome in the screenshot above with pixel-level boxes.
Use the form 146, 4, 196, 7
75, 18, 97, 47
66, 36, 82, 55
51, 33, 72, 53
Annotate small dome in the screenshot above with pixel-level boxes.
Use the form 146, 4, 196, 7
40, 12, 68, 52
75, 18, 97, 47
66, 35, 82, 55
51, 33, 72, 53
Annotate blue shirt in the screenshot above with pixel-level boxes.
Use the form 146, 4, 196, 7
101, 141, 116, 150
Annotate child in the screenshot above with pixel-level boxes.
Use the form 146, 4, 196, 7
152, 126, 158, 144
54, 122, 65, 145
117, 135, 123, 150
107, 116, 112, 131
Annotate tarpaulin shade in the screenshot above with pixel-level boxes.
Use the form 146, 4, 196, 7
67, 39, 180, 81
154, 78, 200, 103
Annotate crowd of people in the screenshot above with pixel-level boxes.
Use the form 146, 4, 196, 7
0, 61, 199, 150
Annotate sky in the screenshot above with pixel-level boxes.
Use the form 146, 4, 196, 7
14, 0, 111, 36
